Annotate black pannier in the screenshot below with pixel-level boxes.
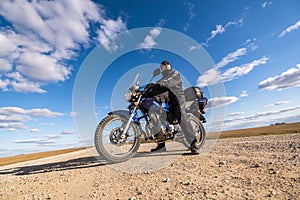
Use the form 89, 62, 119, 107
184, 86, 203, 101
184, 86, 207, 113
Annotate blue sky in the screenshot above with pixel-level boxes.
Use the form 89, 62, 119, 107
0, 0, 300, 157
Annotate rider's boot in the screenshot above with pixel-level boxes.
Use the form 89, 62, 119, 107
151, 142, 166, 152
190, 138, 199, 155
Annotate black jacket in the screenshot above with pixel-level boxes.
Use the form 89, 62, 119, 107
156, 69, 185, 104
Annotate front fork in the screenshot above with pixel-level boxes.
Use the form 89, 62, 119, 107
121, 95, 142, 138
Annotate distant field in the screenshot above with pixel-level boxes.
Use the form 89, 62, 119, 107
0, 147, 86, 167
209, 121, 300, 139
1, 122, 299, 166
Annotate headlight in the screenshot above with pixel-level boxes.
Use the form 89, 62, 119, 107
125, 91, 132, 101
133, 84, 140, 91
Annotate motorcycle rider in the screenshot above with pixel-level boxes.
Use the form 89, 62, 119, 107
150, 60, 200, 154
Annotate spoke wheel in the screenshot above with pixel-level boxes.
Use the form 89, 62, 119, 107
181, 114, 206, 149
94, 114, 141, 163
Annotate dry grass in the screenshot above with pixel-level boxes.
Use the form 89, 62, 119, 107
208, 121, 300, 139
1, 122, 299, 167
0, 147, 86, 167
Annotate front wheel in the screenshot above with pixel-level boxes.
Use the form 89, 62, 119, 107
94, 114, 141, 163
181, 114, 206, 149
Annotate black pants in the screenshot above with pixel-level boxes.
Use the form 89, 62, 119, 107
142, 98, 195, 145
179, 102, 196, 144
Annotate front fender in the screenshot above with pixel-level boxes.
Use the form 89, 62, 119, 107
108, 110, 130, 119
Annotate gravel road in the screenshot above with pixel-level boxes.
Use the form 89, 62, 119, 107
0, 133, 299, 200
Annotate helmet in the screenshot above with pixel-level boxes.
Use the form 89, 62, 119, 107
160, 60, 172, 71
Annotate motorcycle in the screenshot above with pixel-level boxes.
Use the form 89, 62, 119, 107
94, 68, 207, 163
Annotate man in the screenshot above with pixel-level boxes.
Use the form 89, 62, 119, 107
151, 60, 200, 154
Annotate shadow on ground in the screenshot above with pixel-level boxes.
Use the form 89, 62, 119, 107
0, 156, 105, 176
0, 149, 189, 176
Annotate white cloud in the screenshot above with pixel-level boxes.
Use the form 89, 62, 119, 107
6, 72, 46, 93
0, 78, 9, 90
184, 2, 195, 20
198, 57, 268, 87
0, 107, 63, 117
258, 64, 300, 90
97, 17, 127, 52
203, 18, 243, 46
30, 128, 43, 133
240, 90, 248, 97
211, 105, 300, 131
61, 129, 76, 135
0, 31, 17, 57
0, 115, 31, 123
262, 1, 272, 8
279, 19, 300, 38
264, 101, 289, 108
17, 52, 71, 83
184, 23, 191, 32
0, 122, 27, 131
40, 122, 55, 126
188, 45, 201, 52
28, 109, 64, 117
0, 58, 12, 72
0, 0, 127, 93
216, 48, 247, 68
243, 38, 258, 51
139, 27, 162, 49
222, 56, 268, 82
228, 112, 244, 117
197, 68, 222, 88
14, 139, 55, 145
226, 106, 300, 124
0, 106, 64, 131
14, 135, 60, 145
207, 96, 239, 108
10, 79, 47, 94
275, 101, 289, 105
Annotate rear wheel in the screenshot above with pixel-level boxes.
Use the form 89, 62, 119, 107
94, 114, 141, 163
181, 114, 206, 149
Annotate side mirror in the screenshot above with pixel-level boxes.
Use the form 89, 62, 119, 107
149, 68, 161, 83
153, 68, 161, 77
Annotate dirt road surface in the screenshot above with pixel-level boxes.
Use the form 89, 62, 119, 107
0, 133, 299, 200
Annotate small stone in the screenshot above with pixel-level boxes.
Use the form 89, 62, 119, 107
251, 163, 261, 168
163, 178, 171, 182
183, 182, 191, 186
267, 191, 276, 197
231, 175, 239, 179
218, 161, 226, 165
246, 179, 254, 185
